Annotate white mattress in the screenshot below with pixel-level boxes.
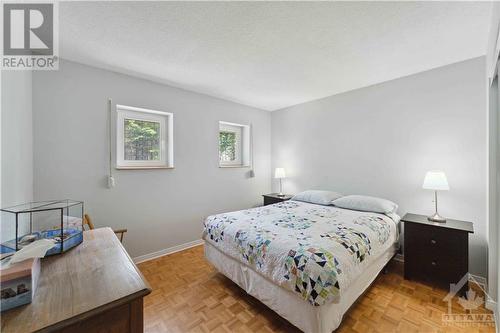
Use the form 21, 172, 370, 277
205, 241, 397, 333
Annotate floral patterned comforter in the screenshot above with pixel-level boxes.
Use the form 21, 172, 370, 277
202, 200, 399, 306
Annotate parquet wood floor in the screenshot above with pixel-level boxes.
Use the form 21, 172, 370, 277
138, 245, 495, 333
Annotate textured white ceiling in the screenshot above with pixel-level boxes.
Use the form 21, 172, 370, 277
60, 1, 492, 111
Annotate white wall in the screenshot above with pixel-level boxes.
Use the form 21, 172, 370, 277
486, 0, 500, 315
1, 71, 34, 242
488, 76, 498, 306
488, 74, 500, 301
32, 60, 271, 259
1, 71, 33, 207
487, 2, 500, 81
271, 57, 488, 277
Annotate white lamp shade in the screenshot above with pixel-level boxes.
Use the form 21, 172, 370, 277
274, 167, 286, 179
422, 170, 449, 191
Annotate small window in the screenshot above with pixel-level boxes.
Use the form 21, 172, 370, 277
219, 121, 250, 167
116, 105, 173, 169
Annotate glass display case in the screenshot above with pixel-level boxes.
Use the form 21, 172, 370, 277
0, 200, 84, 256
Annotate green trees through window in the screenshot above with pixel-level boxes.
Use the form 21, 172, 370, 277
124, 119, 160, 161
219, 131, 236, 162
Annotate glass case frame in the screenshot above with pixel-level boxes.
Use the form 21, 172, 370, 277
1, 200, 84, 256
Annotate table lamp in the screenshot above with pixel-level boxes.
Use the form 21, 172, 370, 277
422, 170, 449, 222
274, 168, 286, 197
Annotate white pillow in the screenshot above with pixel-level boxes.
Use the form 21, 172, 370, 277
332, 195, 398, 214
291, 190, 343, 206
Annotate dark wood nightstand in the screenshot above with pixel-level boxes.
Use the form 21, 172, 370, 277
402, 213, 473, 293
262, 193, 293, 206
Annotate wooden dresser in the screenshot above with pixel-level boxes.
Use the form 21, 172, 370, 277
402, 213, 473, 293
1, 228, 151, 333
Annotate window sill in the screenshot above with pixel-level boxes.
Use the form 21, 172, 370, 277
115, 166, 174, 170
219, 165, 250, 168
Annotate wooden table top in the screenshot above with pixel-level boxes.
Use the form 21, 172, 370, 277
1, 228, 151, 333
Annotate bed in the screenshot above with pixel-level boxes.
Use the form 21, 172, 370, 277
202, 199, 399, 333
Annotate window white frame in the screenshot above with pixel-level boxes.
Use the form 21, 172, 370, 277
219, 121, 250, 167
116, 104, 173, 169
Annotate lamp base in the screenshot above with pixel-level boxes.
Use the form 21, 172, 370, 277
428, 213, 446, 223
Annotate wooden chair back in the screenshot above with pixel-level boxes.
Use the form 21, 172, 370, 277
83, 214, 95, 230
82, 214, 127, 243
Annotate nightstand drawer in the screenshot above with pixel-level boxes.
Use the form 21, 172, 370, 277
405, 223, 462, 255
417, 254, 465, 287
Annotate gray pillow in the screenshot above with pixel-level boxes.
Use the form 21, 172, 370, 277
332, 195, 398, 214
291, 190, 343, 206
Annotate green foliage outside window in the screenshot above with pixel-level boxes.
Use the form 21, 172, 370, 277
124, 119, 160, 160
219, 131, 236, 161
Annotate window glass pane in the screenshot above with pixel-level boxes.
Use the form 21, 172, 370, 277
124, 118, 161, 161
219, 131, 236, 162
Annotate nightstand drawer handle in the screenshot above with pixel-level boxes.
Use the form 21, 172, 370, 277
430, 239, 437, 245
431, 261, 437, 266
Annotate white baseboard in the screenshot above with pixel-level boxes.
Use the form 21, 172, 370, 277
133, 239, 204, 264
